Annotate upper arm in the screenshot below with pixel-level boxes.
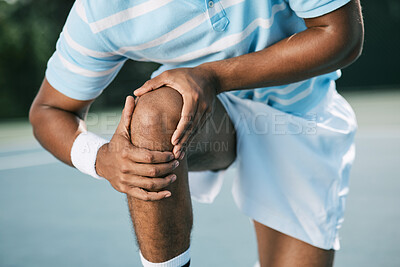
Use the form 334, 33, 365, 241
32, 0, 128, 121
45, 0, 126, 102
31, 78, 93, 120
286, 0, 364, 46
287, 0, 364, 66
303, 0, 364, 43
303, 0, 364, 62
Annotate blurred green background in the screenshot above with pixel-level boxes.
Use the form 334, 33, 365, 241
1, 1, 400, 267
0, 0, 399, 120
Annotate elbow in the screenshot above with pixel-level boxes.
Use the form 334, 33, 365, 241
341, 32, 364, 67
333, 0, 365, 69
335, 20, 365, 68
29, 102, 39, 138
29, 99, 44, 140
28, 103, 36, 127
29, 97, 40, 128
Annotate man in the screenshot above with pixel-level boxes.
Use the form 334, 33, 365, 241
30, 0, 363, 266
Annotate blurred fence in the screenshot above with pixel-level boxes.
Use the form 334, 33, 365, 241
0, 0, 399, 120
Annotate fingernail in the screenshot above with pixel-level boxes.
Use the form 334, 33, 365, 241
179, 151, 185, 160
165, 192, 172, 198
175, 150, 181, 159
173, 160, 180, 168
170, 175, 177, 182
171, 132, 178, 145
169, 154, 175, 161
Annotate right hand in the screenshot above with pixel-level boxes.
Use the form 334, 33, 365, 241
95, 96, 179, 201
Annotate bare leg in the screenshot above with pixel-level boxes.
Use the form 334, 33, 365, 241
127, 87, 236, 263
128, 86, 334, 265
254, 220, 335, 267
128, 87, 191, 262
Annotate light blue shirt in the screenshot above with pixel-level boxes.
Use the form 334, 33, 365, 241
46, 0, 350, 114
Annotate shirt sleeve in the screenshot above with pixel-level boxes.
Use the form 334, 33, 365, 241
45, 0, 126, 101
285, 0, 351, 19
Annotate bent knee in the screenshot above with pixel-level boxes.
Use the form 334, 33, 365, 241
132, 86, 183, 130
131, 87, 183, 150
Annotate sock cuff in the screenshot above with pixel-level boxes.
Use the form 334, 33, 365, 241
140, 247, 190, 267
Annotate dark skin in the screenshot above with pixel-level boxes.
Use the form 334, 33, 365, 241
135, 0, 364, 158
30, 1, 364, 265
30, 83, 178, 200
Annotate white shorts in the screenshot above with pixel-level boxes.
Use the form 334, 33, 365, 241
188, 82, 357, 250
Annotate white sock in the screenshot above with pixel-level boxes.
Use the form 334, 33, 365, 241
139, 247, 190, 267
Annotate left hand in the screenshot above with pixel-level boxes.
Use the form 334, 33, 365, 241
134, 66, 219, 159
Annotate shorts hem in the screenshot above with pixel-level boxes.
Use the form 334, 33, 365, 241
232, 188, 340, 250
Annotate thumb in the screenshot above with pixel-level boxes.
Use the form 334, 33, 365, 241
117, 95, 135, 134
134, 74, 165, 96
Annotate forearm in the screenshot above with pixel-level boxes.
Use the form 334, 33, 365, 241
30, 105, 85, 166
29, 79, 93, 167
200, 1, 364, 93
200, 29, 357, 92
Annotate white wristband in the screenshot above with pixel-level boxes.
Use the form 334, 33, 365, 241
70, 132, 108, 180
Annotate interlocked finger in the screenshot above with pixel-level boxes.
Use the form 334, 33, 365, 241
126, 187, 171, 201
123, 174, 177, 191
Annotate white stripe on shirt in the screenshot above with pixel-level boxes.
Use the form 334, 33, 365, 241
63, 28, 115, 58
254, 81, 310, 99
120, 13, 207, 53
58, 53, 124, 78
46, 0, 344, 111
266, 79, 317, 106
89, 0, 174, 33
75, 0, 89, 23
118, 0, 245, 53
81, 0, 245, 55
143, 2, 286, 63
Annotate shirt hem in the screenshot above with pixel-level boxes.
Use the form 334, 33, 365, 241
45, 69, 103, 101
294, 0, 351, 18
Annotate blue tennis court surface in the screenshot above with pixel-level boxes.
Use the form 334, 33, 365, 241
1, 90, 399, 266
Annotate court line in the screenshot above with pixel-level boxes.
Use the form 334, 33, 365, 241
0, 145, 41, 155
0, 151, 58, 171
